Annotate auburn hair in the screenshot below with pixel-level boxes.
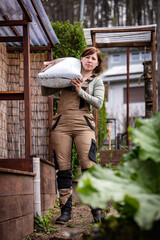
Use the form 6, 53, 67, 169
81, 47, 103, 74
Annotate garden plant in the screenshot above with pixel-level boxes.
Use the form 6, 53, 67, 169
77, 112, 160, 239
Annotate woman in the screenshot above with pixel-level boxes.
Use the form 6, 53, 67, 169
51, 47, 105, 224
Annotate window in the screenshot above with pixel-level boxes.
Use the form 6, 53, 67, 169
131, 51, 151, 62
112, 54, 120, 63
131, 52, 140, 61
124, 86, 145, 103
141, 51, 151, 61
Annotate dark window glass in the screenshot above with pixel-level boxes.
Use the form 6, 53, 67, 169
124, 86, 145, 103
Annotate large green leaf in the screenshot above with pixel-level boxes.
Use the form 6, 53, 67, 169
120, 153, 160, 194
77, 112, 160, 230
129, 112, 160, 162
77, 165, 160, 230
77, 165, 144, 208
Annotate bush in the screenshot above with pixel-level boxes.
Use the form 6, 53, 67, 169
98, 96, 107, 149
51, 20, 87, 59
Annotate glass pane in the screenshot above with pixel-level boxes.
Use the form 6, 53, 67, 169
112, 54, 120, 63
131, 52, 139, 61
141, 52, 151, 60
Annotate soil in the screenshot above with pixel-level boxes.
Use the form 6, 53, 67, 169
28, 201, 117, 240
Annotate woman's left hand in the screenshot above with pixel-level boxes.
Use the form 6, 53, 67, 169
70, 77, 84, 93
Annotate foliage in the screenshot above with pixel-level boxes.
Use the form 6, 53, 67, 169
77, 112, 160, 230
96, 152, 101, 163
34, 209, 58, 234
51, 20, 87, 59
72, 148, 102, 180
25, 237, 31, 240
72, 143, 81, 180
98, 96, 107, 149
128, 114, 160, 162
53, 99, 59, 115
43, 0, 157, 28
54, 198, 60, 208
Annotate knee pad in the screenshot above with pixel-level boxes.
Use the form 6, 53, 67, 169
57, 170, 72, 210
57, 169, 72, 189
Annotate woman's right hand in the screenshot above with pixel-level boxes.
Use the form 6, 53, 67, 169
71, 77, 84, 93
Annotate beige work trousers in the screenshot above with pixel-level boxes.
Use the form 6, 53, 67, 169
51, 110, 97, 171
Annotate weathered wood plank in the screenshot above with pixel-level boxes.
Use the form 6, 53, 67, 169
0, 91, 24, 100
96, 41, 151, 48
0, 158, 33, 172
0, 20, 28, 26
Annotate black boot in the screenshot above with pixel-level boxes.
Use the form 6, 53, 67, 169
91, 209, 103, 223
56, 211, 71, 224
56, 170, 72, 224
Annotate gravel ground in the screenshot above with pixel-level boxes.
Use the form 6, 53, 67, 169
28, 201, 117, 240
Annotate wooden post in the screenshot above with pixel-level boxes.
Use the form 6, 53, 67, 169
107, 120, 112, 150
48, 47, 53, 162
151, 30, 157, 112
23, 22, 32, 157
126, 48, 130, 146
143, 61, 153, 118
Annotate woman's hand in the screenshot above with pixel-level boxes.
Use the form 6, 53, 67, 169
41, 61, 53, 72
70, 77, 84, 93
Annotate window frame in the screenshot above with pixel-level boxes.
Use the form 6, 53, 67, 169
111, 54, 121, 64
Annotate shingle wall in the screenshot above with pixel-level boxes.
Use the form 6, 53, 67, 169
0, 43, 50, 160
0, 43, 8, 158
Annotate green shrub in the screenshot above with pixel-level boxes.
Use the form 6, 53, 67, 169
51, 20, 87, 59
98, 96, 107, 149
72, 143, 81, 180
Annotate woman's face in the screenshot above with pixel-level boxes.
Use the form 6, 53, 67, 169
81, 52, 99, 72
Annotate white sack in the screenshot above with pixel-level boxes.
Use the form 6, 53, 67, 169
38, 57, 82, 88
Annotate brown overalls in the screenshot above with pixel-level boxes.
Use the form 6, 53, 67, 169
51, 75, 97, 213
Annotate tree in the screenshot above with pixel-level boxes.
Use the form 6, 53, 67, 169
42, 0, 157, 28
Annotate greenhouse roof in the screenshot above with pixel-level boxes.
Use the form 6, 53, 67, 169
84, 24, 156, 48
0, 0, 59, 47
